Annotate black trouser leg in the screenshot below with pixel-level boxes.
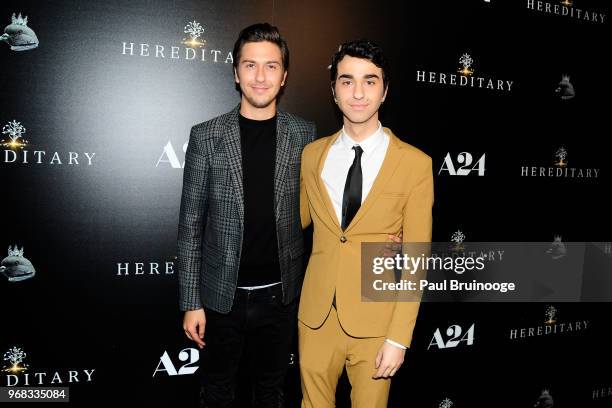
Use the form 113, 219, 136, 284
199, 300, 246, 408
246, 288, 297, 408
199, 284, 296, 408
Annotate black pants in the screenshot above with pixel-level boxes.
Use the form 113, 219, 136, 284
199, 284, 297, 408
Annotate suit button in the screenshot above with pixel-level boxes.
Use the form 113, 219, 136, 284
340, 236, 347, 243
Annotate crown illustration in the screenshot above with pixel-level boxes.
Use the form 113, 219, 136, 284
459, 53, 473, 67
3, 346, 26, 364
554, 235, 562, 242
561, 74, 570, 81
7, 245, 24, 257
451, 230, 465, 243
545, 306, 557, 324
10, 13, 29, 26
457, 53, 474, 76
2, 346, 29, 374
183, 20, 204, 39
554, 147, 567, 165
439, 398, 453, 408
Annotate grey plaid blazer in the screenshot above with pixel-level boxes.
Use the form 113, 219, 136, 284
177, 105, 316, 313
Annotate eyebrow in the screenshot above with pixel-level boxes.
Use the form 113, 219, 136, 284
338, 73, 381, 80
241, 59, 281, 65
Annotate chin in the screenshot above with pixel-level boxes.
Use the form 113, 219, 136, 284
344, 113, 373, 124
245, 95, 276, 109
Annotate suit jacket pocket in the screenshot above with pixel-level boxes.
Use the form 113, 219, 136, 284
380, 191, 410, 198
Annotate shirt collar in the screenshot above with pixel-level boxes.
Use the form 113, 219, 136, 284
338, 122, 384, 155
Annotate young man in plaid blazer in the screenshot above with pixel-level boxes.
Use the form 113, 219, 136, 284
177, 23, 316, 407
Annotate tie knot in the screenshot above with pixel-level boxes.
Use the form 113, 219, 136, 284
352, 145, 363, 156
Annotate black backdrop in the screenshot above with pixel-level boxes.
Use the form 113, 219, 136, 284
1, 0, 610, 407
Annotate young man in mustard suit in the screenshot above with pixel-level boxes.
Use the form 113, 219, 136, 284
298, 40, 434, 407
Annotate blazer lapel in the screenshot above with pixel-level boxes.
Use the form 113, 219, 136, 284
223, 105, 245, 223
315, 131, 343, 233
274, 111, 291, 221
344, 129, 403, 233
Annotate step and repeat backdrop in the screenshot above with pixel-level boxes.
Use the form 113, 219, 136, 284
1, 0, 610, 407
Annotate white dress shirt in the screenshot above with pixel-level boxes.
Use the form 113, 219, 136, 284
321, 122, 389, 225
321, 123, 406, 350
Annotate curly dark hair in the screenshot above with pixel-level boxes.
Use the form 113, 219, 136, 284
329, 39, 389, 89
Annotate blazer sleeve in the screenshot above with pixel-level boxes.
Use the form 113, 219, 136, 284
386, 155, 434, 346
176, 126, 209, 311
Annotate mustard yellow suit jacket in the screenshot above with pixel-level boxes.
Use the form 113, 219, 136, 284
299, 128, 434, 347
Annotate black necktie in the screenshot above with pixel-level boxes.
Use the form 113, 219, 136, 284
341, 145, 363, 230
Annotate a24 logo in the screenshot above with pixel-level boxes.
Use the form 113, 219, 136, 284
428, 324, 475, 349
439, 152, 486, 176
153, 348, 199, 377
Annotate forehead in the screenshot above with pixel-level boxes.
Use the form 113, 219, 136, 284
336, 55, 382, 76
239, 41, 282, 62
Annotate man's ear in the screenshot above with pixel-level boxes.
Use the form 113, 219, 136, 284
281, 70, 288, 87
382, 83, 389, 102
331, 84, 337, 102
234, 67, 239, 84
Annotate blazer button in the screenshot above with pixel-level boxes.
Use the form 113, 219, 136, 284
340, 236, 347, 243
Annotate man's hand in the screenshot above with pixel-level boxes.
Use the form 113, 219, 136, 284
388, 231, 402, 243
382, 231, 403, 257
373, 341, 405, 379
183, 308, 206, 349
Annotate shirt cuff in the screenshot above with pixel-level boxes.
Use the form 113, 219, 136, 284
385, 338, 407, 349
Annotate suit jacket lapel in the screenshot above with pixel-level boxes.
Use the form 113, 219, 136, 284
223, 105, 245, 223
274, 111, 291, 221
315, 131, 342, 232
344, 129, 403, 233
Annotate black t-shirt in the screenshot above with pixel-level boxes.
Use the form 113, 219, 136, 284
237, 114, 281, 286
